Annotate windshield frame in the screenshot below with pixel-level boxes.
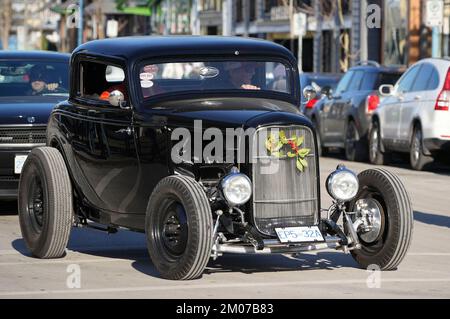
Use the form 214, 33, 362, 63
134, 56, 299, 107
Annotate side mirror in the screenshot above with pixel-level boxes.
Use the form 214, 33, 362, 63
321, 86, 333, 99
108, 90, 128, 109
303, 85, 317, 101
379, 84, 394, 97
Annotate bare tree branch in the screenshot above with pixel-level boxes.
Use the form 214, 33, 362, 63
0, 0, 12, 49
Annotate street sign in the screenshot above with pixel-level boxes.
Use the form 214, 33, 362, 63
425, 0, 444, 27
292, 12, 307, 37
106, 20, 119, 38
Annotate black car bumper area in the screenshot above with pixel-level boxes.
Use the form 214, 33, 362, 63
0, 148, 33, 199
0, 176, 19, 199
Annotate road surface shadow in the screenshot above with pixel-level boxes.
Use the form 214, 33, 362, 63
11, 226, 360, 279
414, 211, 450, 228
0, 200, 17, 215
131, 251, 359, 278
201, 251, 358, 276
11, 227, 148, 258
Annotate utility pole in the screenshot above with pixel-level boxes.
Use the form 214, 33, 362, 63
360, 0, 368, 62
77, 0, 84, 46
432, 26, 442, 57
222, 0, 234, 36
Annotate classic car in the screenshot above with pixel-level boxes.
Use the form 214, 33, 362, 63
18, 37, 413, 280
0, 51, 70, 199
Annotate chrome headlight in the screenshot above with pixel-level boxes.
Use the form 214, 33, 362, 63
220, 173, 252, 206
326, 165, 359, 202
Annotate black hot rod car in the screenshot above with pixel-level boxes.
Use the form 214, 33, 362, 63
18, 36, 413, 280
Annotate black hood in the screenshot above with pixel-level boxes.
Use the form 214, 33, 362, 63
140, 97, 311, 130
0, 96, 66, 125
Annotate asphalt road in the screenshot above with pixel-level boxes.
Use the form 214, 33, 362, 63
0, 155, 449, 299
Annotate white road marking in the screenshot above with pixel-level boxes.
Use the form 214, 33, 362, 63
1, 278, 450, 297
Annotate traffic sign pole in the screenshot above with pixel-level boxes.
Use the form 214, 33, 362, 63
432, 26, 441, 58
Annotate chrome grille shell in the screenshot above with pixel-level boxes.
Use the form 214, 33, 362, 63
251, 125, 319, 236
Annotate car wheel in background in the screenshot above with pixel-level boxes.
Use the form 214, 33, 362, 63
347, 168, 413, 270
410, 126, 433, 171
18, 147, 73, 258
345, 121, 366, 162
312, 119, 327, 157
369, 122, 390, 165
146, 175, 213, 280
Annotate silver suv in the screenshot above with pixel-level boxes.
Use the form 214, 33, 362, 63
369, 58, 450, 170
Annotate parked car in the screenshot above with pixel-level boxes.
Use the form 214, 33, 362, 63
299, 72, 342, 115
308, 61, 403, 160
0, 51, 70, 199
18, 37, 412, 280
369, 58, 450, 170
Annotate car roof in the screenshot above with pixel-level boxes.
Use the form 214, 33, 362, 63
349, 64, 404, 74
301, 72, 342, 79
0, 50, 70, 61
73, 36, 297, 65
413, 57, 450, 68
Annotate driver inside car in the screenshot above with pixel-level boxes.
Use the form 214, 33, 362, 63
28, 65, 60, 95
224, 62, 261, 90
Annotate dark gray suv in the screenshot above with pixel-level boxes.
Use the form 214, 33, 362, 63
308, 61, 403, 161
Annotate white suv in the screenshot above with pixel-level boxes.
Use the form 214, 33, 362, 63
369, 58, 450, 170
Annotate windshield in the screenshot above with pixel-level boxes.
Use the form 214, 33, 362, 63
0, 60, 69, 97
138, 60, 293, 99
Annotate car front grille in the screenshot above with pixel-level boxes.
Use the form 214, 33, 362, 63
252, 125, 319, 236
0, 126, 46, 145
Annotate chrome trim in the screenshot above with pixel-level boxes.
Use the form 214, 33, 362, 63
0, 124, 47, 128
0, 143, 45, 149
253, 197, 316, 204
212, 236, 341, 254
251, 125, 319, 236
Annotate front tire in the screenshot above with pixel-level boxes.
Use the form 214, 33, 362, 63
146, 175, 213, 280
348, 168, 413, 270
18, 147, 73, 258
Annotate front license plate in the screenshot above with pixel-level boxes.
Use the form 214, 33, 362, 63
275, 226, 324, 243
14, 155, 28, 174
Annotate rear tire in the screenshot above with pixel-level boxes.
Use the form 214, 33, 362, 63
410, 126, 433, 171
146, 175, 213, 280
348, 168, 413, 270
345, 121, 367, 162
369, 121, 390, 165
18, 147, 73, 258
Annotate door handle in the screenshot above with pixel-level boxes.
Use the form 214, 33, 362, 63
115, 127, 132, 136
414, 95, 421, 100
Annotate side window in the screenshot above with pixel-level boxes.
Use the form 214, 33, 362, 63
396, 65, 421, 93
412, 64, 433, 92
79, 61, 127, 103
335, 71, 354, 95
360, 72, 378, 90
426, 67, 440, 90
346, 70, 364, 91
